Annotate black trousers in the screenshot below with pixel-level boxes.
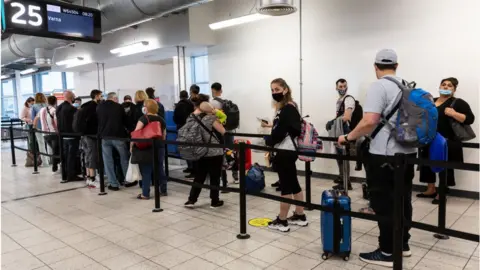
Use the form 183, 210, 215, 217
63, 139, 79, 180
188, 155, 223, 203
367, 153, 415, 254
419, 140, 462, 187
45, 135, 60, 166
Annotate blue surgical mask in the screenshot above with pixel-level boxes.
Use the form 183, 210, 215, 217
73, 103, 80, 108
439, 89, 452, 96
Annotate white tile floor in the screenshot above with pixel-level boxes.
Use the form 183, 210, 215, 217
1, 145, 479, 270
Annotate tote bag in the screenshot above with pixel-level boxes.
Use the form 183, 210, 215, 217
449, 99, 476, 142
131, 116, 162, 149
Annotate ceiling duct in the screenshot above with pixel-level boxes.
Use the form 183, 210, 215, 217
34, 48, 52, 67
258, 0, 297, 16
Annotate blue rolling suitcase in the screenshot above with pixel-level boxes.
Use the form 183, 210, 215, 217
321, 190, 352, 261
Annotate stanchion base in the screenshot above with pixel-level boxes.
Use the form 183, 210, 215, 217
98, 192, 107, 196
11, 164, 17, 167
305, 207, 314, 211
152, 208, 164, 213
32, 171, 39, 175
434, 233, 449, 240
236, 234, 250, 240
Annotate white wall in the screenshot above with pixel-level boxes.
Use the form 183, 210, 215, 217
209, 0, 480, 192
73, 62, 175, 109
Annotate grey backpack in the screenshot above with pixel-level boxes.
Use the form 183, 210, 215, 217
177, 114, 216, 161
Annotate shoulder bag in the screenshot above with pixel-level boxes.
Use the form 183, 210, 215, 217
449, 99, 476, 141
131, 116, 162, 150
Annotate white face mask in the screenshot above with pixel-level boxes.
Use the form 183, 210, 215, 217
142, 107, 147, 114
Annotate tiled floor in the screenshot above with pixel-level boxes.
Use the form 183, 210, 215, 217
1, 144, 479, 270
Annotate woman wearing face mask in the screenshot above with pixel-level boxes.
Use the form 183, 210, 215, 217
133, 90, 148, 124
417, 77, 475, 204
31, 93, 49, 166
265, 78, 307, 232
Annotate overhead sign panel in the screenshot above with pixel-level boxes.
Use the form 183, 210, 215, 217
1, 0, 102, 43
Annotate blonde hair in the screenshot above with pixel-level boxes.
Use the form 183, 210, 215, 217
34, 93, 47, 104
144, 99, 159, 114
134, 90, 148, 103
199, 102, 214, 114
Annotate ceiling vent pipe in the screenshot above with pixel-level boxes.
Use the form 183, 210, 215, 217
34, 48, 52, 66
258, 0, 297, 16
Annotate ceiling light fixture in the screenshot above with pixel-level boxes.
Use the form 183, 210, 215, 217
1, 75, 10, 79
56, 57, 86, 67
209, 13, 271, 30
20, 68, 38, 75
110, 41, 150, 56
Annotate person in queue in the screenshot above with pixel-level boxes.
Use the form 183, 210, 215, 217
21, 97, 34, 125
122, 95, 136, 132
337, 49, 414, 267
145, 87, 165, 120
265, 78, 308, 232
31, 93, 49, 166
74, 97, 82, 108
184, 85, 201, 179
81, 89, 103, 188
332, 78, 354, 190
132, 99, 168, 199
97, 92, 131, 191
174, 90, 194, 131
133, 90, 148, 124
184, 94, 225, 209
417, 77, 475, 204
36, 96, 59, 173
57, 91, 83, 183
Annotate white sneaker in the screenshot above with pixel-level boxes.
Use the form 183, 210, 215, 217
89, 181, 99, 188
86, 179, 92, 186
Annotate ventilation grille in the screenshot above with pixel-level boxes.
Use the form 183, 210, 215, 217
258, 0, 297, 16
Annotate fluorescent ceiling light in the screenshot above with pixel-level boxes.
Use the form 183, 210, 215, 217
110, 41, 150, 57
20, 68, 38, 75
56, 57, 86, 67
209, 13, 271, 30
1, 75, 10, 79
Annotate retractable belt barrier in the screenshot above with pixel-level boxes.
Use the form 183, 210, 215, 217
8, 127, 480, 270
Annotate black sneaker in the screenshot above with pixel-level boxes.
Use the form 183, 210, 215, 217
333, 183, 353, 191
183, 168, 192, 174
52, 164, 58, 172
403, 244, 412, 257
334, 176, 342, 184
124, 181, 138, 188
275, 187, 281, 192
160, 192, 168, 197
108, 186, 120, 191
185, 174, 195, 180
271, 181, 280, 187
184, 201, 195, 208
287, 212, 308, 227
268, 217, 290, 232
210, 200, 224, 208
359, 249, 393, 268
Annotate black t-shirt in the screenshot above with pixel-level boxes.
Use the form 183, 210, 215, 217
139, 114, 166, 130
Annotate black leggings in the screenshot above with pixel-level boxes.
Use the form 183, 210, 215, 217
275, 152, 302, 196
189, 155, 223, 203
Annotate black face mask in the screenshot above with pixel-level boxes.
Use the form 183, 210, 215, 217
272, 93, 284, 102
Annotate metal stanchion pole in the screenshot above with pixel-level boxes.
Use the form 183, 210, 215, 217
152, 139, 163, 212
237, 142, 250, 239
58, 134, 67, 181
97, 136, 107, 195
392, 153, 406, 270
31, 128, 39, 174
9, 125, 17, 167
305, 161, 313, 211
434, 172, 449, 240
164, 142, 169, 178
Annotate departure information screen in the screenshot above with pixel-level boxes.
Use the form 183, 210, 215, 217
1, 0, 102, 43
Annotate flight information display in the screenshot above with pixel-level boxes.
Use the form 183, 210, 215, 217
1, 0, 102, 43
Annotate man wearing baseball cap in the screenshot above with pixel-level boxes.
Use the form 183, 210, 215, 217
337, 49, 416, 267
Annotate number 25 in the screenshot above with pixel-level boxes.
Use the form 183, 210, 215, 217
11, 2, 42, 27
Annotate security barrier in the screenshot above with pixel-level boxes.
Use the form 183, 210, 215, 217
6, 126, 480, 270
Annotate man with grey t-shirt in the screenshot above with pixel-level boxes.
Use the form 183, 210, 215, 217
337, 49, 416, 267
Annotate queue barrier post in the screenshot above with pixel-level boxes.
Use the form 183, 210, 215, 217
9, 125, 17, 167
31, 127, 39, 174
237, 142, 250, 240
58, 134, 67, 181
434, 173, 449, 240
164, 143, 169, 178
392, 153, 406, 270
97, 136, 107, 195
305, 161, 313, 211
152, 139, 163, 212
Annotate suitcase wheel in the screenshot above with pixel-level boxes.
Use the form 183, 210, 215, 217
321, 253, 329, 260
343, 256, 349, 261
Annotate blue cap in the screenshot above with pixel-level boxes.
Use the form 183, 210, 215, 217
429, 133, 448, 173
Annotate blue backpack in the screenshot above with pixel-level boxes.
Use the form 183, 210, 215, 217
245, 163, 265, 192
372, 77, 438, 147
429, 133, 448, 173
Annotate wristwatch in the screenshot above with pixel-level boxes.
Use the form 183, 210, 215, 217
344, 134, 350, 143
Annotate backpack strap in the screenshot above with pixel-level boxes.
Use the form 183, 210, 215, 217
370, 77, 408, 139
449, 98, 457, 108
192, 114, 220, 143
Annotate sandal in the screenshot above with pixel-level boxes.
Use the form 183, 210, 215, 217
136, 194, 150, 200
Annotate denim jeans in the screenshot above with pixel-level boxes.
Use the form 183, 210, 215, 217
102, 139, 129, 188
139, 147, 167, 197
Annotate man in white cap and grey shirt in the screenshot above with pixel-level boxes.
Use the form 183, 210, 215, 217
337, 49, 416, 267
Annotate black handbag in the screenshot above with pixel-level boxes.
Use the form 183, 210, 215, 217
449, 99, 476, 141
130, 146, 153, 164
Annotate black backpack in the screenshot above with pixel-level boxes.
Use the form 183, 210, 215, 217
338, 95, 363, 130
72, 108, 87, 134
214, 97, 240, 130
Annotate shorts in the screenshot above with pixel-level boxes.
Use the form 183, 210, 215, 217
82, 136, 98, 169
275, 152, 301, 195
